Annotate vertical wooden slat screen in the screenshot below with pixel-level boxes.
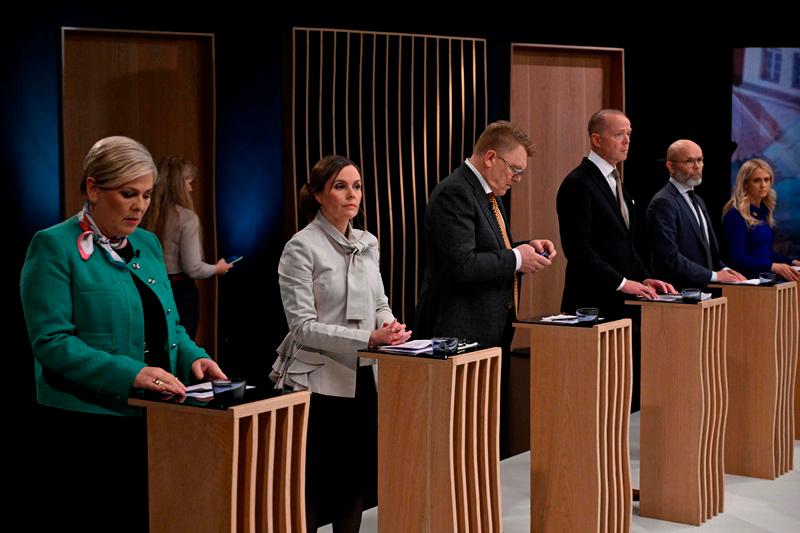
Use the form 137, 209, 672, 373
290, 28, 488, 323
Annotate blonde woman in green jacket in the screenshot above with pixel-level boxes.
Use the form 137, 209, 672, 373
20, 136, 227, 530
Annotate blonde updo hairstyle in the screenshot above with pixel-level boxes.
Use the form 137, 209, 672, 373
80, 136, 158, 202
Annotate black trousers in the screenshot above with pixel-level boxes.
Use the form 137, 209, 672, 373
170, 278, 199, 340
33, 405, 149, 532
305, 366, 377, 533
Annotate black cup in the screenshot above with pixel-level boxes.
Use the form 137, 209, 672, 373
759, 272, 777, 284
576, 307, 599, 321
681, 288, 701, 303
212, 378, 246, 401
432, 337, 458, 354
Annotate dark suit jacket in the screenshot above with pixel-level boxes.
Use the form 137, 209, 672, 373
414, 163, 519, 347
557, 157, 649, 318
646, 181, 724, 289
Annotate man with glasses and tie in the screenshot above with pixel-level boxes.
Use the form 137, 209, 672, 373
557, 110, 675, 413
646, 139, 746, 288
415, 120, 556, 456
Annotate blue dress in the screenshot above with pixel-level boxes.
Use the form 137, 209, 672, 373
721, 204, 792, 279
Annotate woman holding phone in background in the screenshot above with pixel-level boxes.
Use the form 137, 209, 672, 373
143, 155, 233, 339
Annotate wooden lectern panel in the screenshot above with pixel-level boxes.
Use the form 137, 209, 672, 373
517, 319, 632, 533
367, 348, 502, 533
131, 392, 310, 533
796, 289, 800, 440
632, 298, 727, 525
712, 282, 798, 479
776, 287, 798, 473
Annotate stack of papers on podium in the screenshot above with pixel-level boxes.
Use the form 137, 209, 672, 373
377, 339, 433, 355
652, 293, 713, 302
541, 314, 579, 324
184, 382, 214, 400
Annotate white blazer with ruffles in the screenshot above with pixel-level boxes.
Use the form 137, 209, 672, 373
271, 212, 395, 397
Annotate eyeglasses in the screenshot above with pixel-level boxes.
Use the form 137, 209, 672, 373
670, 157, 704, 167
496, 154, 525, 177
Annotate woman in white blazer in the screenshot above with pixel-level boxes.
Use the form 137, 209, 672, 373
272, 155, 411, 532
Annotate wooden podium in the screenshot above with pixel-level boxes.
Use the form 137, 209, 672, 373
710, 281, 798, 479
130, 389, 311, 533
515, 318, 632, 533
627, 297, 727, 525
359, 347, 502, 533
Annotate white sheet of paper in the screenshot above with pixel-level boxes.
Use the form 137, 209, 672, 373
540, 314, 579, 324
185, 382, 213, 399
377, 339, 433, 354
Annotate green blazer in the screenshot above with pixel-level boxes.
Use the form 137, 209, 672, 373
20, 216, 211, 416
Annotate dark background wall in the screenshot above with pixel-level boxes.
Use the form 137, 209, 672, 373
4, 4, 793, 477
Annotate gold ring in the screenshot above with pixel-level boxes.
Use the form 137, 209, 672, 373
153, 378, 162, 386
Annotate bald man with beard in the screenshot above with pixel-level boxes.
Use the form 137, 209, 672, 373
646, 139, 745, 289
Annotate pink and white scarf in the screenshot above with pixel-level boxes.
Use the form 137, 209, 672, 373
76, 205, 128, 264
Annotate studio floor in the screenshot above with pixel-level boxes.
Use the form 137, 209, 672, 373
322, 412, 800, 532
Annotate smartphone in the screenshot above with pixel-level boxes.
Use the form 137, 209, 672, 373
226, 255, 243, 264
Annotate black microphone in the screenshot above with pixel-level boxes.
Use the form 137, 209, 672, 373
134, 249, 141, 258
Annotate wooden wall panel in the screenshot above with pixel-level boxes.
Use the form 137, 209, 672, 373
62, 28, 218, 352
509, 44, 624, 347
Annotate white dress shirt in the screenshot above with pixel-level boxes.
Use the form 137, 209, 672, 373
588, 151, 628, 290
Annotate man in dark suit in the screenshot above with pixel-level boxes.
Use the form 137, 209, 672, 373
557, 110, 675, 415
647, 139, 745, 288
557, 109, 675, 319
415, 121, 556, 456
415, 120, 556, 348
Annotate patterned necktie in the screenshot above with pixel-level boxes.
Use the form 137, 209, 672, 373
687, 190, 714, 269
488, 193, 518, 315
612, 169, 630, 229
